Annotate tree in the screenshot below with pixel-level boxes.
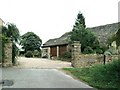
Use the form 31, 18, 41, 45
2, 23, 20, 64
75, 11, 86, 28
70, 12, 101, 54
2, 23, 20, 43
20, 32, 42, 53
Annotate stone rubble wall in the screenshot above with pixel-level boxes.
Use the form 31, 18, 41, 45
71, 41, 118, 68
2, 42, 13, 67
72, 54, 118, 68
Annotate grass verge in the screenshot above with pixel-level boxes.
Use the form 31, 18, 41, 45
63, 59, 120, 90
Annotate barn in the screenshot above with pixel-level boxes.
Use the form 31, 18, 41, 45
42, 22, 119, 59
42, 32, 71, 59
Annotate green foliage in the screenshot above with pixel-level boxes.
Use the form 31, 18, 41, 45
2, 23, 20, 43
106, 46, 118, 55
25, 51, 33, 58
20, 32, 42, 53
59, 52, 71, 62
1, 23, 20, 64
100, 45, 108, 54
63, 59, 120, 89
75, 11, 86, 28
70, 12, 101, 54
2, 35, 11, 43
107, 34, 116, 47
95, 48, 103, 54
116, 28, 120, 59
83, 46, 94, 54
33, 50, 41, 57
116, 29, 120, 47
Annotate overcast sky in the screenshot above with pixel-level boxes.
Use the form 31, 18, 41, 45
0, 0, 119, 44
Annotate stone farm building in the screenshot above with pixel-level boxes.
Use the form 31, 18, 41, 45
42, 22, 119, 59
42, 32, 71, 59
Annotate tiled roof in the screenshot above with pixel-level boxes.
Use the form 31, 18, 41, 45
42, 32, 71, 47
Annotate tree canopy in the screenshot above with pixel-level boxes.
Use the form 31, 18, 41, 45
1, 23, 20, 64
2, 23, 20, 43
70, 12, 101, 54
20, 32, 42, 52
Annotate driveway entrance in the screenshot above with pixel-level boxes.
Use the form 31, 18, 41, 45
1, 57, 95, 89
2, 68, 94, 88
14, 57, 72, 69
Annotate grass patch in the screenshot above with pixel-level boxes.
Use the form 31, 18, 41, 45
63, 60, 120, 90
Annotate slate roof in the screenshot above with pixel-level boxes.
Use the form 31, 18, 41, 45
42, 32, 71, 47
88, 22, 119, 45
42, 22, 119, 47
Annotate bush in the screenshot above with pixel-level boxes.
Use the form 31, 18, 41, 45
63, 59, 120, 89
59, 52, 72, 62
95, 48, 103, 54
25, 51, 33, 58
89, 60, 120, 88
33, 50, 40, 57
83, 46, 94, 54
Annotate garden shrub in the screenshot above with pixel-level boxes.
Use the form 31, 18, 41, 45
25, 51, 33, 58
33, 50, 40, 57
88, 59, 120, 88
59, 52, 71, 62
64, 59, 120, 89
83, 46, 94, 54
95, 48, 103, 54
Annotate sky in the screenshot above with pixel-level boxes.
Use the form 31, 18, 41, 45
0, 0, 119, 44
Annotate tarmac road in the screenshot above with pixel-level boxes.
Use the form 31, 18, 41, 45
2, 68, 94, 89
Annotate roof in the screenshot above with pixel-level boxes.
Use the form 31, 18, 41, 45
88, 22, 119, 45
42, 22, 119, 47
42, 32, 71, 47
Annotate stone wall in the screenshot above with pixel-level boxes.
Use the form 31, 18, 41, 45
71, 42, 118, 68
2, 42, 13, 67
71, 41, 81, 67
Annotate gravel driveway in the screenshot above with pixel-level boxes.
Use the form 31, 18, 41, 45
14, 57, 72, 69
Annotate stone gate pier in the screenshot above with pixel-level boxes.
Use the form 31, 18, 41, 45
71, 41, 81, 67
2, 42, 13, 67
71, 41, 104, 68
